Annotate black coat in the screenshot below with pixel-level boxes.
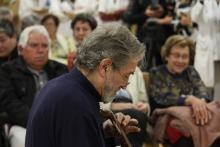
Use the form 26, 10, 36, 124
0, 48, 18, 65
0, 57, 68, 127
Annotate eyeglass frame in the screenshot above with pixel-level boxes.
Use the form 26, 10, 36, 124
116, 69, 130, 88
169, 52, 189, 60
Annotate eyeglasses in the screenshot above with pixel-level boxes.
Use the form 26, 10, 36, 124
170, 52, 189, 60
117, 69, 130, 88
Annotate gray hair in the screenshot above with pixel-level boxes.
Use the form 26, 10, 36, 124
18, 25, 51, 49
20, 14, 40, 31
75, 23, 145, 71
161, 35, 195, 63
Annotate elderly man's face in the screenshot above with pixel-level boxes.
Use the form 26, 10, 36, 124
20, 32, 49, 71
102, 59, 138, 103
0, 32, 16, 58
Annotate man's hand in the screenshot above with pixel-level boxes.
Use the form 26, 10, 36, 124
115, 112, 140, 134
103, 112, 140, 137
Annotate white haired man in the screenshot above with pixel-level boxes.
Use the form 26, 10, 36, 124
0, 25, 68, 147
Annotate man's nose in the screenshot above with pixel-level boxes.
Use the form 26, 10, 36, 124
36, 45, 46, 52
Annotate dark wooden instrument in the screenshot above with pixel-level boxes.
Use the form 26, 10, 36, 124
100, 108, 132, 147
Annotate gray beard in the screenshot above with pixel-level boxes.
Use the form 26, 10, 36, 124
102, 73, 118, 103
102, 95, 115, 103
102, 83, 116, 103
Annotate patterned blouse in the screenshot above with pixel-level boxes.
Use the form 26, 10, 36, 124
149, 65, 210, 111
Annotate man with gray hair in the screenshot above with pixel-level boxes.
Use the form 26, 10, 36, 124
25, 23, 145, 147
0, 25, 67, 147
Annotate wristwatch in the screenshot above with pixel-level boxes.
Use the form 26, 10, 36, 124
179, 94, 187, 105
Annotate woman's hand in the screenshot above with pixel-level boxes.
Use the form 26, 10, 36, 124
185, 95, 212, 125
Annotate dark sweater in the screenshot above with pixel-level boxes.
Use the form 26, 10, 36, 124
25, 67, 106, 147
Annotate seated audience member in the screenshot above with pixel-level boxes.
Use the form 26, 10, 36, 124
20, 14, 40, 32
0, 18, 17, 147
149, 35, 220, 147
98, 0, 130, 24
59, 0, 98, 37
18, 0, 63, 20
41, 14, 76, 65
60, 0, 76, 19
110, 67, 150, 147
0, 25, 68, 147
67, 13, 97, 70
0, 7, 14, 22
70, 13, 97, 47
0, 19, 18, 65
71, 0, 98, 18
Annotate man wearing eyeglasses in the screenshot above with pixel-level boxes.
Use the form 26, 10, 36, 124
25, 23, 145, 147
0, 25, 68, 147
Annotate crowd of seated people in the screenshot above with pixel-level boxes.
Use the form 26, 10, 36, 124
0, 0, 219, 146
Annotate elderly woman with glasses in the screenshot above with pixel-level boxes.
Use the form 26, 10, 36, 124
149, 35, 214, 147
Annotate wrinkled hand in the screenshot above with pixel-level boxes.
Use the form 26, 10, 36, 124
185, 95, 212, 125
115, 112, 140, 134
103, 112, 140, 137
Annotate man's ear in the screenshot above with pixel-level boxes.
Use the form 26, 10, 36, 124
18, 45, 24, 55
98, 58, 112, 77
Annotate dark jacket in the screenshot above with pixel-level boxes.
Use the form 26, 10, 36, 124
122, 0, 168, 39
0, 57, 68, 127
0, 47, 18, 65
